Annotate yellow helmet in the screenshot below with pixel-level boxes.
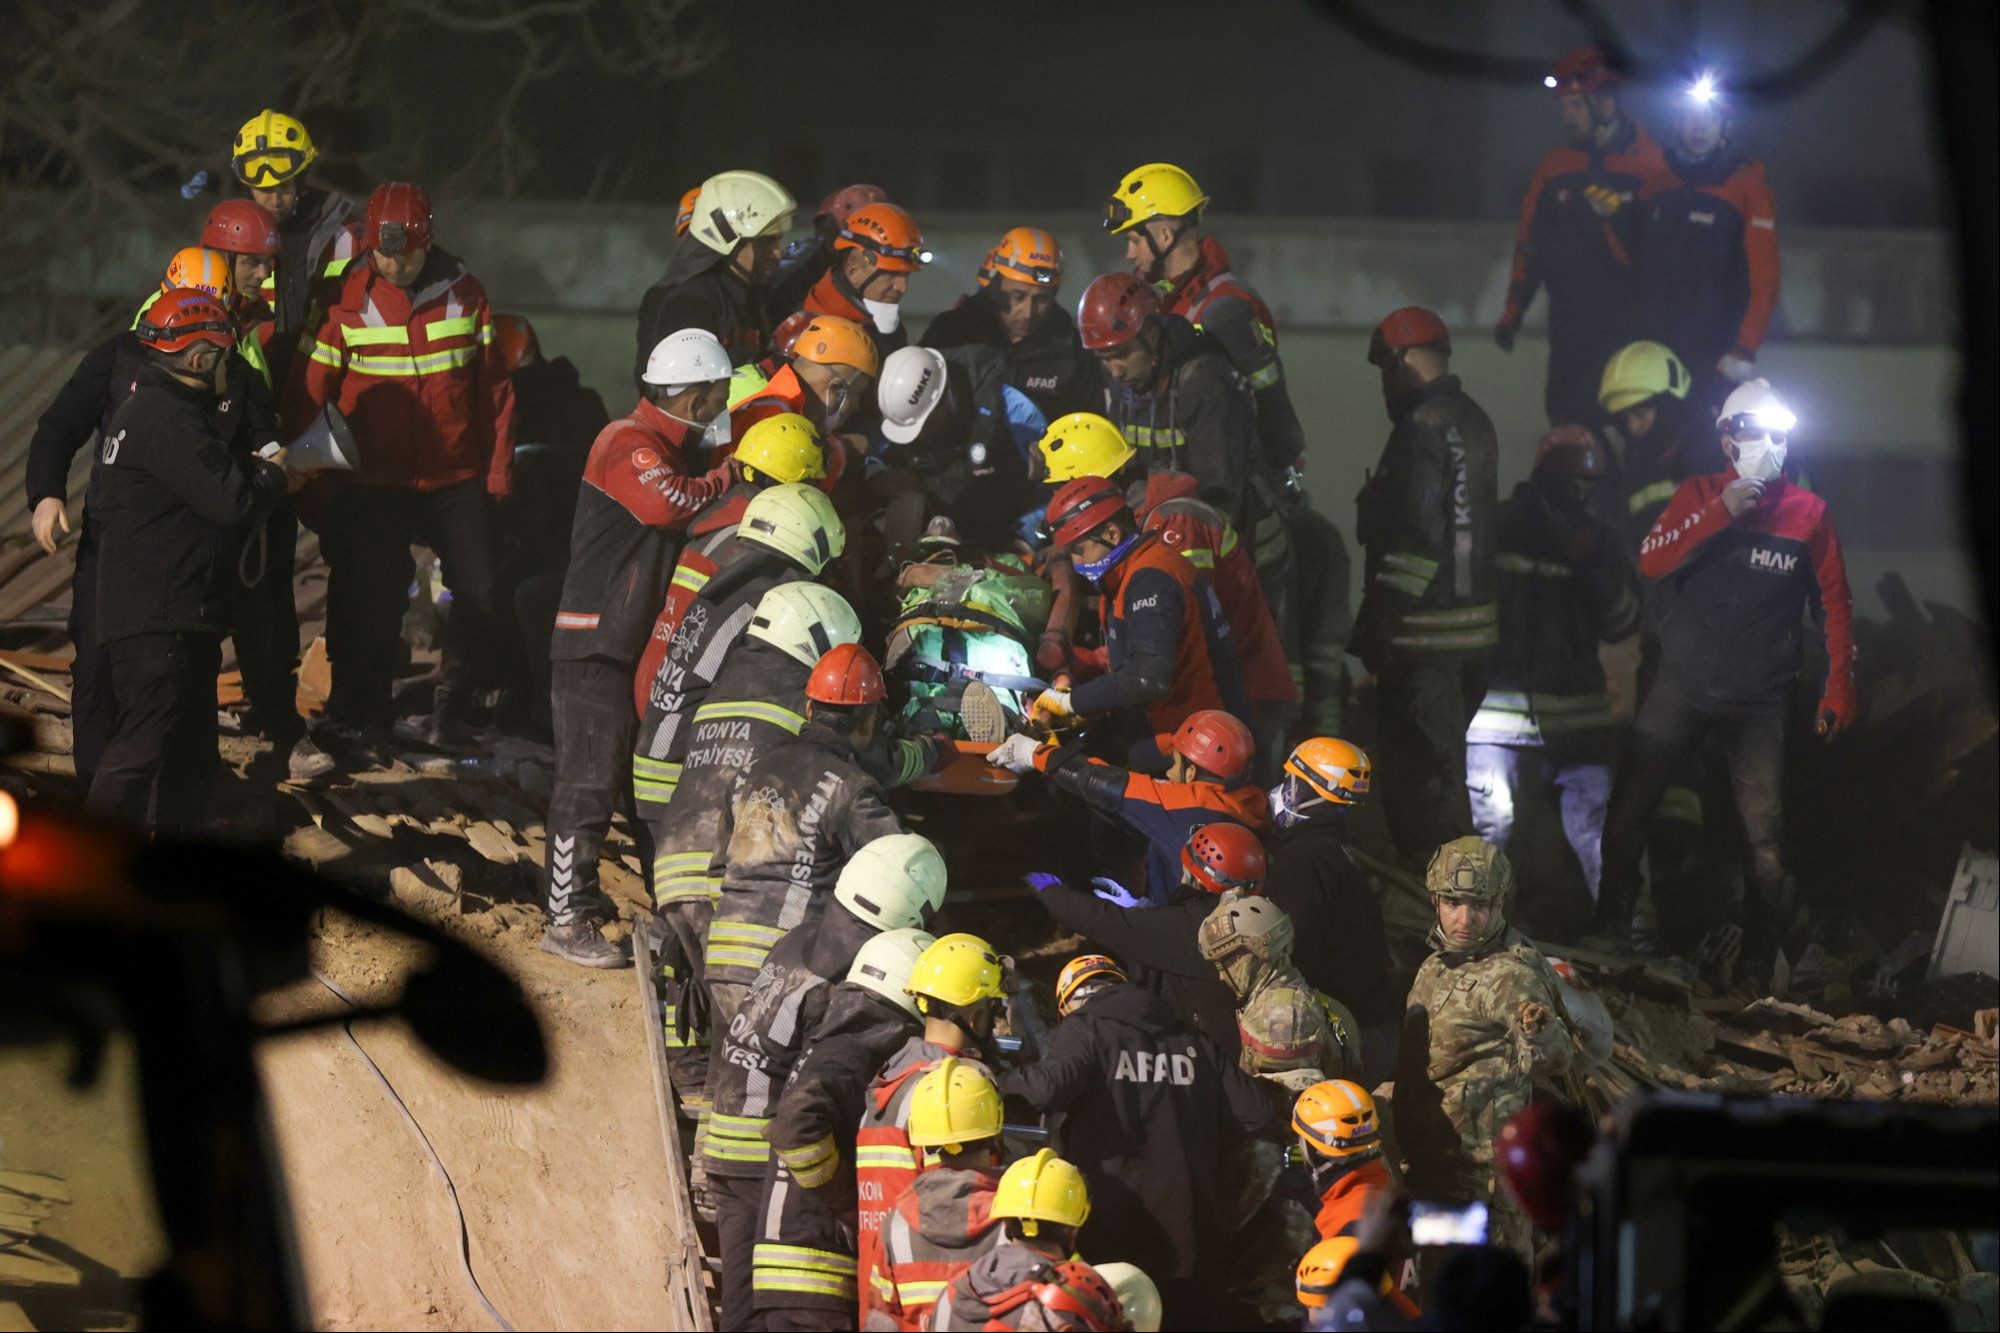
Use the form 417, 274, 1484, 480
231, 109, 318, 189
1037, 412, 1135, 483
1292, 1080, 1381, 1159
1282, 737, 1372, 808
991, 1148, 1090, 1235
1104, 163, 1209, 234
906, 932, 1006, 1012
734, 413, 826, 483
1598, 340, 1691, 415
161, 247, 235, 301
906, 1057, 1004, 1153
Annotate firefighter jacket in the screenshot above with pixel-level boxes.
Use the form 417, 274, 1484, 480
1467, 479, 1642, 750
1156, 235, 1306, 473
1313, 1154, 1394, 1242
1100, 316, 1258, 531
929, 1240, 1116, 1332
854, 1038, 997, 1325
804, 266, 908, 358
92, 364, 288, 645
1000, 984, 1289, 1282
635, 243, 773, 387
709, 723, 908, 986
1352, 374, 1499, 665
1264, 818, 1395, 1023
266, 187, 360, 390
863, 1164, 1003, 1331
886, 342, 1045, 552
1136, 471, 1297, 706
705, 902, 876, 1179
646, 640, 810, 907
1640, 469, 1853, 711
631, 483, 761, 713
1034, 742, 1270, 907
1034, 883, 1242, 1059
1220, 953, 1360, 1081
288, 248, 516, 496
1502, 116, 1671, 372
630, 548, 805, 803
922, 288, 1104, 423
1069, 531, 1249, 748
1395, 923, 1577, 1205
550, 399, 735, 667
756, 984, 921, 1316
1638, 143, 1780, 372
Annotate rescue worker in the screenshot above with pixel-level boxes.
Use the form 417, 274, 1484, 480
200, 200, 283, 362
1198, 896, 1359, 1081
1598, 341, 1727, 577
864, 1059, 1007, 1330
874, 344, 1046, 552
1033, 476, 1248, 768
730, 315, 881, 464
1292, 1080, 1393, 1241
86, 290, 294, 831
929, 1153, 1117, 1332
229, 108, 359, 388
1294, 1235, 1421, 1324
990, 708, 1269, 906
1637, 71, 1782, 402
840, 934, 1005, 1326
922, 227, 1101, 422
1465, 427, 1642, 913
1262, 739, 1396, 1046
1494, 46, 1672, 426
1596, 380, 1853, 954
754, 928, 933, 1330
1024, 822, 1268, 1057
1094, 1264, 1163, 1333
636, 170, 796, 382
286, 182, 515, 747
801, 201, 929, 357
1395, 838, 1579, 1264
541, 328, 738, 967
768, 184, 892, 316
1352, 307, 1499, 864
708, 836, 946, 1330
1000, 957, 1290, 1329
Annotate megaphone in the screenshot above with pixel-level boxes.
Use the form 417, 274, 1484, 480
275, 404, 357, 472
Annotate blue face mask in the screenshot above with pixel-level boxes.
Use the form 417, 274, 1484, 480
1074, 532, 1141, 585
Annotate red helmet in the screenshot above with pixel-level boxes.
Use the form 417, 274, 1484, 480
1497, 1103, 1595, 1232
1045, 475, 1129, 549
771, 309, 816, 361
1547, 44, 1620, 96
1032, 1261, 1123, 1331
1171, 710, 1255, 781
1534, 425, 1607, 478
817, 183, 890, 227
1367, 306, 1451, 367
806, 642, 886, 706
201, 200, 280, 256
493, 314, 539, 373
364, 182, 435, 256
1181, 822, 1266, 896
1077, 273, 1160, 351
137, 288, 238, 355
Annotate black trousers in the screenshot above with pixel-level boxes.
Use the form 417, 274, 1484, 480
544, 657, 641, 928
1376, 655, 1488, 865
85, 632, 223, 835
316, 479, 501, 728
67, 523, 114, 792
712, 1171, 762, 1333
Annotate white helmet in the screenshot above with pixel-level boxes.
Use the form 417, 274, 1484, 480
738, 484, 847, 574
835, 833, 947, 931
1715, 377, 1796, 434
643, 328, 732, 391
847, 927, 937, 1020
689, 170, 796, 257
1094, 1263, 1162, 1333
745, 581, 861, 668
877, 346, 950, 444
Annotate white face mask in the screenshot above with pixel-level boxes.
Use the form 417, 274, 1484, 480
861, 297, 903, 335
1733, 434, 1787, 483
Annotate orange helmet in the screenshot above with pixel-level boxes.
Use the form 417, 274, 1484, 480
1055, 954, 1126, 1017
792, 315, 881, 378
138, 288, 238, 355
806, 642, 886, 707
1292, 1080, 1382, 1160
675, 185, 701, 236
493, 314, 540, 373
975, 244, 1001, 289
161, 246, 235, 300
990, 227, 1063, 287
836, 203, 929, 273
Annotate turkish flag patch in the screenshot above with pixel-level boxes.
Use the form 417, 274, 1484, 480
632, 447, 661, 471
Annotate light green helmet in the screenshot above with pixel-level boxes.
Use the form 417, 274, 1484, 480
745, 582, 861, 668
738, 482, 846, 574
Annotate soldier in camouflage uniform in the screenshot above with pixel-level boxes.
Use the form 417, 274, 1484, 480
1394, 836, 1579, 1263
1198, 897, 1362, 1083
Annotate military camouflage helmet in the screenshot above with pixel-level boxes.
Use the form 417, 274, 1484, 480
1241, 986, 1332, 1075
1425, 836, 1514, 906
1198, 896, 1296, 964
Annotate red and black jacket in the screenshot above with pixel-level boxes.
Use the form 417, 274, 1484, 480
1640, 469, 1852, 710
1156, 235, 1305, 472
1637, 144, 1781, 372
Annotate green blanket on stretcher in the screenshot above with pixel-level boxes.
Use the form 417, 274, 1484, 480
884, 564, 1054, 738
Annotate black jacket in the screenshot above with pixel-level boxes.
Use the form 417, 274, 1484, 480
1035, 882, 1240, 1057
887, 343, 1038, 551
1101, 315, 1258, 529
1612, 396, 1728, 632
635, 242, 772, 389
1000, 984, 1288, 1281
92, 364, 287, 643
922, 289, 1103, 424
27, 332, 148, 512
1265, 817, 1396, 1022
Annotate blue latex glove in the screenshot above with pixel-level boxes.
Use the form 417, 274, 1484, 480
1090, 877, 1139, 909
1024, 872, 1063, 894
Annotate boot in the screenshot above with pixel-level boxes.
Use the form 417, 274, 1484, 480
425, 687, 472, 747
958, 680, 1009, 745
540, 918, 627, 969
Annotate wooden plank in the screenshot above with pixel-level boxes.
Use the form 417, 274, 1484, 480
0, 1172, 70, 1204
0, 1246, 81, 1289
633, 921, 717, 1332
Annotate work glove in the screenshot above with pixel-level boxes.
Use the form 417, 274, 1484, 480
1090, 877, 1140, 909
1717, 351, 1757, 383
1024, 872, 1064, 893
1816, 688, 1856, 739
987, 733, 1042, 774
1030, 688, 1073, 727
